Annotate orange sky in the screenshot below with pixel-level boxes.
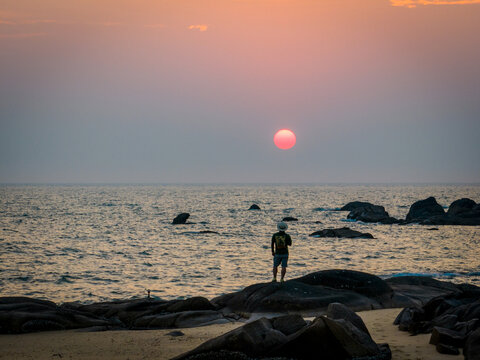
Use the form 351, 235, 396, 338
1, 0, 479, 182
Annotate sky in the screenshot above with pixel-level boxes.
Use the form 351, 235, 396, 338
1, 0, 479, 183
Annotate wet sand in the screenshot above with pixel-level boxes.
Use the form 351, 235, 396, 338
0, 308, 461, 360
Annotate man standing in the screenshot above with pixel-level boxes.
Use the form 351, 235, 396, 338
271, 221, 292, 283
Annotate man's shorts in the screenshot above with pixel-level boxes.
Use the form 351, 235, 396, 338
273, 254, 288, 268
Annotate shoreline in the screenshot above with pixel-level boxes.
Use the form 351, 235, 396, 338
0, 308, 461, 360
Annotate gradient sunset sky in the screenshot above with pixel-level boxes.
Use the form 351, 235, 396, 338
1, 0, 479, 183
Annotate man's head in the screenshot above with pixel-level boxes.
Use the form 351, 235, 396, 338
277, 221, 288, 232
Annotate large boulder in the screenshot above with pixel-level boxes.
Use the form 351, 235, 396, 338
172, 318, 288, 359
309, 227, 374, 239
405, 197, 445, 222
282, 216, 298, 222
448, 198, 477, 216
347, 205, 398, 224
212, 270, 396, 314
464, 328, 480, 360
272, 314, 307, 336
175, 315, 391, 360
248, 204, 261, 210
340, 201, 375, 211
327, 302, 370, 336
172, 213, 190, 224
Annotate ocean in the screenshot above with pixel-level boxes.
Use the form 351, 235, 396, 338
1, 184, 479, 304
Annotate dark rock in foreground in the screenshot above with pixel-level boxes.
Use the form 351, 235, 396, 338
282, 217, 298, 222
394, 284, 480, 356
174, 311, 391, 360
309, 227, 374, 239
0, 296, 231, 334
464, 328, 480, 360
172, 213, 190, 224
249, 204, 261, 210
212, 270, 396, 314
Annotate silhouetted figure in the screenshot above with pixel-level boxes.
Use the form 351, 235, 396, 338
271, 221, 292, 282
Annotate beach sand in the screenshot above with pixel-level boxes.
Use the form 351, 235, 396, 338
0, 308, 462, 360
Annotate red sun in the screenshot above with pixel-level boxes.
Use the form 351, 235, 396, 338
274, 129, 296, 150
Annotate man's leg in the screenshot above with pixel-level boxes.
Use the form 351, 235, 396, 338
272, 266, 278, 281
280, 267, 286, 281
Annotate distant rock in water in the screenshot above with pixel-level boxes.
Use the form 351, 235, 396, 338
248, 204, 261, 210
282, 216, 298, 222
172, 213, 190, 224
406, 197, 445, 222
309, 227, 374, 239
405, 197, 480, 225
347, 204, 398, 224
340, 201, 375, 211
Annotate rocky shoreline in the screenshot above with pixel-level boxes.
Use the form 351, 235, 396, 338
2, 269, 479, 359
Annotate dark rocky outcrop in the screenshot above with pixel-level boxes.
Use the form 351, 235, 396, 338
212, 270, 396, 314
347, 205, 398, 224
327, 302, 370, 336
172, 213, 190, 224
282, 217, 298, 222
394, 288, 480, 356
340, 202, 375, 211
0, 296, 230, 334
309, 227, 374, 239
175, 312, 391, 360
406, 197, 445, 222
249, 204, 261, 210
405, 197, 480, 225
464, 328, 480, 360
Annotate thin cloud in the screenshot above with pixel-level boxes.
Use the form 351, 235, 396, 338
145, 24, 167, 29
0, 32, 47, 38
0, 19, 15, 25
188, 24, 208, 32
93, 21, 123, 27
391, 0, 480, 7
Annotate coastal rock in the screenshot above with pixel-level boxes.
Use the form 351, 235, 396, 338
464, 328, 480, 360
405, 197, 445, 222
327, 302, 370, 336
0, 297, 110, 334
395, 287, 480, 356
447, 198, 477, 216
282, 217, 298, 222
340, 201, 375, 211
0, 296, 227, 333
271, 314, 307, 336
172, 213, 190, 224
309, 227, 374, 239
176, 314, 391, 360
173, 318, 288, 359
347, 205, 398, 224
248, 204, 261, 210
436, 343, 460, 355
385, 276, 461, 307
166, 297, 216, 312
429, 326, 466, 348
212, 270, 395, 314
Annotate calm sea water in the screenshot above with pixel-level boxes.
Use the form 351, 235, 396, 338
1, 184, 479, 303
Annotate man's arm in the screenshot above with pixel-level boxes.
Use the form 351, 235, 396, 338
271, 235, 275, 255
287, 234, 292, 246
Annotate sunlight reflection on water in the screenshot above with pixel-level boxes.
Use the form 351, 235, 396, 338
1, 184, 479, 303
